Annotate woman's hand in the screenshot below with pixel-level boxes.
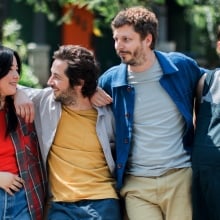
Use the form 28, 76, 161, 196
0, 172, 25, 195
14, 89, 35, 123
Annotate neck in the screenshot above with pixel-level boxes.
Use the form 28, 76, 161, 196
0, 95, 5, 110
64, 97, 93, 111
128, 50, 156, 73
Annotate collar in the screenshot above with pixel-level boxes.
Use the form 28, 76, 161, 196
111, 50, 179, 87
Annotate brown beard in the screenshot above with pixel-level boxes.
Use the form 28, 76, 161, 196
54, 87, 77, 106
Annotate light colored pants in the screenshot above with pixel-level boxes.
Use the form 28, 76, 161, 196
120, 167, 192, 220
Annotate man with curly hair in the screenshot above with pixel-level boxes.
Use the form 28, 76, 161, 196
91, 6, 205, 220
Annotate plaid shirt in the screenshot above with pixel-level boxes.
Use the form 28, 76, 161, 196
10, 116, 47, 220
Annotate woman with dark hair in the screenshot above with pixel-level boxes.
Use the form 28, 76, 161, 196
0, 45, 47, 220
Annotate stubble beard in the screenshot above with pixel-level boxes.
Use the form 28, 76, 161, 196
54, 87, 77, 106
119, 47, 145, 66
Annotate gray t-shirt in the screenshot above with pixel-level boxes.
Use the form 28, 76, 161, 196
126, 59, 191, 177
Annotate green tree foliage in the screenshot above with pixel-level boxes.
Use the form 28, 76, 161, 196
12, 0, 220, 67
2, 19, 27, 59
2, 19, 41, 88
177, 0, 220, 41
176, 0, 220, 66
15, 0, 165, 27
15, 0, 220, 40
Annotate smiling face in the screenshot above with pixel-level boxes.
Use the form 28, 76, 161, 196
0, 56, 20, 98
47, 59, 80, 106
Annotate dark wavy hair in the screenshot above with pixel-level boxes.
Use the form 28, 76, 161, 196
53, 45, 100, 98
111, 6, 158, 50
0, 45, 21, 136
217, 25, 220, 41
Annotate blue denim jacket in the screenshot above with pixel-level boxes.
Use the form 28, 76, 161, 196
98, 50, 205, 190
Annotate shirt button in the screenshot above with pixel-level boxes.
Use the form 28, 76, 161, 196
124, 138, 129, 143
125, 113, 129, 118
117, 164, 122, 169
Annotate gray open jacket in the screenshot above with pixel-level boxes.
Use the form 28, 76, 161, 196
21, 87, 116, 175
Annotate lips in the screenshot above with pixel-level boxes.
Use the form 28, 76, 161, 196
9, 82, 18, 87
119, 51, 128, 55
118, 51, 131, 57
51, 85, 58, 92
52, 88, 58, 92
52, 88, 59, 96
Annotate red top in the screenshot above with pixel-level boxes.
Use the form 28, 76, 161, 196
0, 108, 47, 219
0, 110, 19, 174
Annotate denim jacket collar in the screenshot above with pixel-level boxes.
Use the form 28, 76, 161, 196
111, 50, 179, 87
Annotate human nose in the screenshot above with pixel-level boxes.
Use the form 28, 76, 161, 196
13, 71, 20, 79
115, 40, 123, 50
47, 75, 53, 86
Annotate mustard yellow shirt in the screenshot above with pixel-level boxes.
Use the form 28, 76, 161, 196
48, 106, 117, 202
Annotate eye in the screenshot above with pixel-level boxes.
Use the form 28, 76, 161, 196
10, 65, 18, 72
124, 37, 130, 42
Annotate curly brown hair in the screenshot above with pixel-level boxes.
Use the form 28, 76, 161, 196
111, 6, 158, 50
217, 25, 220, 41
53, 45, 100, 98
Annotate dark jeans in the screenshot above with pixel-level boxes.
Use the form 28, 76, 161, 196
47, 198, 122, 220
192, 147, 220, 220
192, 166, 220, 220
